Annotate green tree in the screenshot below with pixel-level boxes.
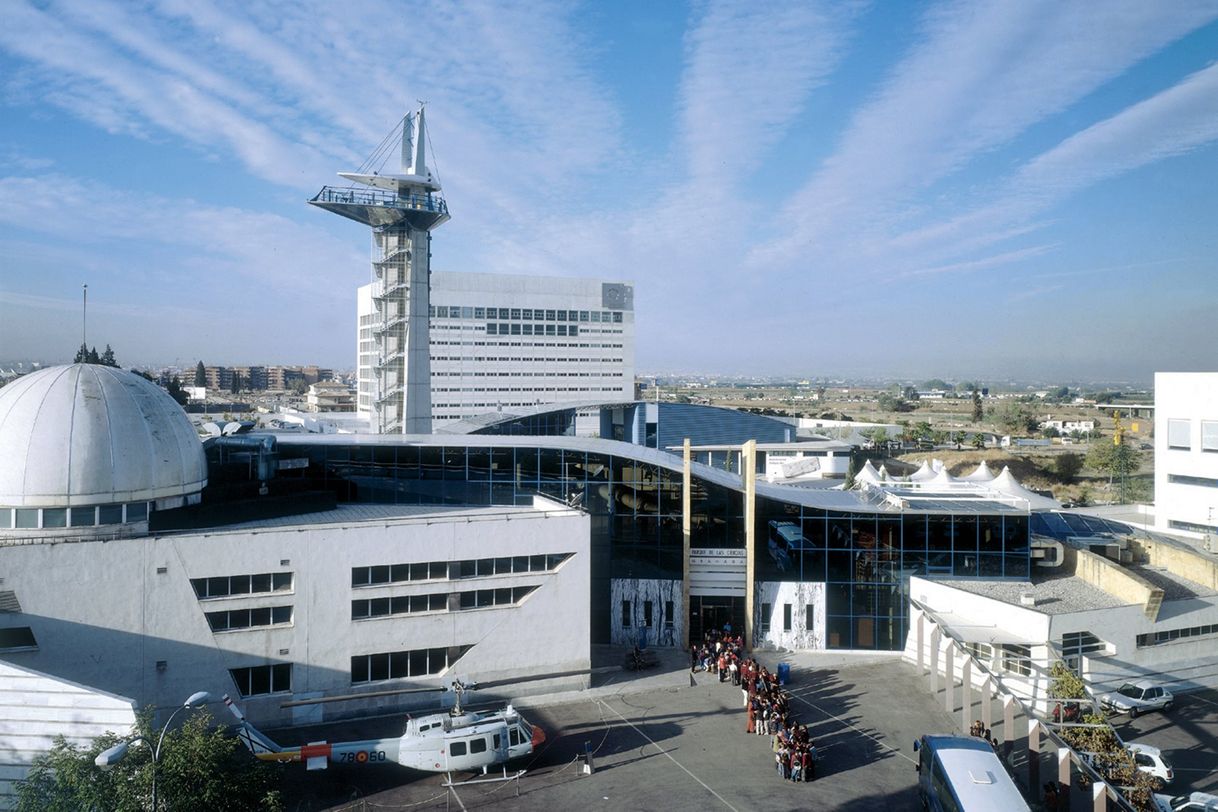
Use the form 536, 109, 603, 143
16, 709, 282, 812
1055, 452, 1084, 483
100, 345, 118, 367
990, 400, 1036, 434
922, 378, 950, 391
166, 376, 189, 406
970, 388, 983, 423
195, 361, 207, 387
1086, 443, 1140, 482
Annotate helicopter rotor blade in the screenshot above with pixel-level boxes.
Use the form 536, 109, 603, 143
280, 685, 444, 708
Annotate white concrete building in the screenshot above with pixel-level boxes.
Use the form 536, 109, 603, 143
1154, 372, 1218, 539
358, 272, 634, 428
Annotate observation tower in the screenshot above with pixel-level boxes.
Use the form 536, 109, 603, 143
309, 108, 450, 434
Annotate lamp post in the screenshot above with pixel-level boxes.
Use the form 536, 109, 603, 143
95, 691, 211, 811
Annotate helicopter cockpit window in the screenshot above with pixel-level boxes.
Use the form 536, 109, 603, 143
470, 738, 487, 754
494, 734, 502, 749
450, 741, 467, 757
509, 728, 520, 746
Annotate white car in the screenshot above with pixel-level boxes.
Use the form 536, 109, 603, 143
1098, 680, 1174, 718
1128, 742, 1173, 789
1153, 792, 1218, 812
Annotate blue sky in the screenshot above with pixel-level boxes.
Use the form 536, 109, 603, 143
1, 1, 1216, 383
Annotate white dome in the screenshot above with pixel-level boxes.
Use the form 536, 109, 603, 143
0, 365, 206, 508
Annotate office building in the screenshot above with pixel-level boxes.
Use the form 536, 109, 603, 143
358, 273, 635, 427
1154, 372, 1218, 539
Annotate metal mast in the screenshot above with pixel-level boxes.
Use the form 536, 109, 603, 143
309, 107, 450, 434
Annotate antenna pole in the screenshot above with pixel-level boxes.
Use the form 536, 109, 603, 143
82, 284, 88, 352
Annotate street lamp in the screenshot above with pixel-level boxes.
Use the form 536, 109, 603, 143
95, 691, 211, 811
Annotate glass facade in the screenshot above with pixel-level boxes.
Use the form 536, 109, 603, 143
278, 439, 1028, 650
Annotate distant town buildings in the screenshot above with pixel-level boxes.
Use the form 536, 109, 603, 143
306, 380, 355, 412
202, 364, 333, 392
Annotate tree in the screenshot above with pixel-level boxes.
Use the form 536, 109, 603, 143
195, 361, 207, 387
16, 708, 282, 812
901, 385, 920, 402
971, 388, 983, 423
1086, 443, 1140, 483
74, 344, 102, 364
991, 400, 1036, 434
166, 376, 189, 406
99, 345, 118, 367
1055, 452, 1084, 483
230, 372, 243, 394
922, 378, 950, 392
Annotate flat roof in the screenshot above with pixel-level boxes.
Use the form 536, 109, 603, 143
927, 572, 1129, 615
162, 503, 564, 536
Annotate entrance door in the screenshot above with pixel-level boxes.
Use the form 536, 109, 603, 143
688, 596, 746, 644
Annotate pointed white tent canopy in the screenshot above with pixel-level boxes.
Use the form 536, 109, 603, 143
932, 458, 945, 473
930, 466, 958, 485
877, 464, 890, 481
909, 460, 937, 482
962, 460, 996, 482
856, 460, 882, 486
990, 466, 1060, 509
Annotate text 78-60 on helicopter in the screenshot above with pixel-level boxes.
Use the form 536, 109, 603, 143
223, 678, 546, 783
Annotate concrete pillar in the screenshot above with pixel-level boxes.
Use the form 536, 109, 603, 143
1002, 695, 1015, 745
916, 611, 925, 674
1027, 720, 1041, 793
743, 440, 756, 648
929, 627, 941, 694
961, 658, 972, 733
681, 438, 691, 651
981, 677, 993, 733
1092, 781, 1107, 812
944, 645, 955, 713
1057, 747, 1071, 788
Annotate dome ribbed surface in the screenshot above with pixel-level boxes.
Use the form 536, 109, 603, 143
0, 365, 206, 507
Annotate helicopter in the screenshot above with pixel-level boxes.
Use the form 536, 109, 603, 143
223, 678, 545, 777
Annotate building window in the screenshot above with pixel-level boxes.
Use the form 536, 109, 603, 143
1168, 418, 1191, 449
192, 572, 293, 599
0, 627, 38, 651
643, 600, 653, 628
352, 554, 569, 587
621, 600, 631, 628
664, 601, 674, 627
205, 605, 292, 632
805, 605, 815, 631
783, 604, 792, 632
1061, 631, 1106, 672
230, 664, 292, 697
1166, 474, 1218, 488
1000, 644, 1032, 677
964, 642, 992, 663
15, 509, 37, 529
1168, 518, 1218, 534
352, 592, 447, 619
760, 603, 771, 634
1203, 421, 1218, 452
350, 645, 470, 684
1137, 622, 1218, 648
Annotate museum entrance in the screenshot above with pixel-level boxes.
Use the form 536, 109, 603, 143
688, 595, 745, 643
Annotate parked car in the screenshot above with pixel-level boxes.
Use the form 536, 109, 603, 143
1128, 741, 1173, 789
1097, 680, 1174, 718
1153, 792, 1218, 812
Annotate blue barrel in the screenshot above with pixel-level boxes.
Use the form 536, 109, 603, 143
777, 662, 791, 686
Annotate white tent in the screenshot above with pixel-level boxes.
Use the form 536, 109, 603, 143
929, 466, 958, 485
877, 464, 891, 481
909, 460, 937, 482
962, 460, 996, 482
990, 466, 1060, 509
855, 460, 882, 485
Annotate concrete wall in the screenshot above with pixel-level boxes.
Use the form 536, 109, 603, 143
0, 661, 136, 809
1064, 545, 1161, 616
0, 505, 590, 728
609, 578, 682, 647
753, 581, 826, 650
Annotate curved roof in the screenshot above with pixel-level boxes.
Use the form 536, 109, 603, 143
909, 460, 937, 482
961, 460, 996, 482
990, 466, 1060, 510
0, 365, 206, 507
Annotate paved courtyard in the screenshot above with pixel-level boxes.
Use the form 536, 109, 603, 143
275, 651, 961, 811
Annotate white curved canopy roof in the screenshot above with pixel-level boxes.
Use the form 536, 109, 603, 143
990, 466, 1060, 509
0, 365, 206, 507
855, 460, 882, 485
909, 460, 937, 482
962, 460, 996, 482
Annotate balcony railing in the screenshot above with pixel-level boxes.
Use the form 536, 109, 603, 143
312, 186, 448, 216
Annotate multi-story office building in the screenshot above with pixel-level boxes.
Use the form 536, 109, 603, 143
357, 273, 635, 427
1154, 372, 1218, 539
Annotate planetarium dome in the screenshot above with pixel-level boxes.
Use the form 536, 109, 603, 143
0, 364, 206, 535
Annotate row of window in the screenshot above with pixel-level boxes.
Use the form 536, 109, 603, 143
964, 642, 1033, 677
433, 371, 624, 377
1137, 622, 1218, 648
206, 605, 292, 632
1166, 418, 1218, 451
1166, 474, 1218, 488
192, 572, 293, 600
352, 554, 571, 587
431, 340, 625, 349
1168, 518, 1218, 534
0, 502, 148, 531
486, 323, 582, 337
351, 586, 538, 619
351, 645, 471, 684
431, 306, 623, 323
230, 664, 292, 697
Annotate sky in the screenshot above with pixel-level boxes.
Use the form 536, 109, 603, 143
1, 1, 1216, 383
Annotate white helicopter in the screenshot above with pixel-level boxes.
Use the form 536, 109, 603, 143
223, 678, 545, 779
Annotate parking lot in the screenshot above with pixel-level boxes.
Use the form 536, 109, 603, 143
273, 651, 961, 811
1110, 687, 1218, 798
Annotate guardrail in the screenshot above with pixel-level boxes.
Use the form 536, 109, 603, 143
312, 186, 448, 216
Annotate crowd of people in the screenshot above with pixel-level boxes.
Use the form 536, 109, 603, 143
692, 628, 821, 783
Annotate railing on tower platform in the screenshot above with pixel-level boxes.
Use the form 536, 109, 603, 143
312, 186, 448, 216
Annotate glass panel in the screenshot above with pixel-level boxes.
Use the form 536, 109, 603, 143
69, 506, 96, 526
43, 508, 67, 528
98, 504, 124, 524
1168, 418, 1190, 449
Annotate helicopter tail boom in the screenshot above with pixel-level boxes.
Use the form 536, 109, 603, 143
223, 693, 292, 760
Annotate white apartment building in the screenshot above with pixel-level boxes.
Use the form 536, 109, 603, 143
1154, 372, 1218, 539
358, 272, 635, 427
